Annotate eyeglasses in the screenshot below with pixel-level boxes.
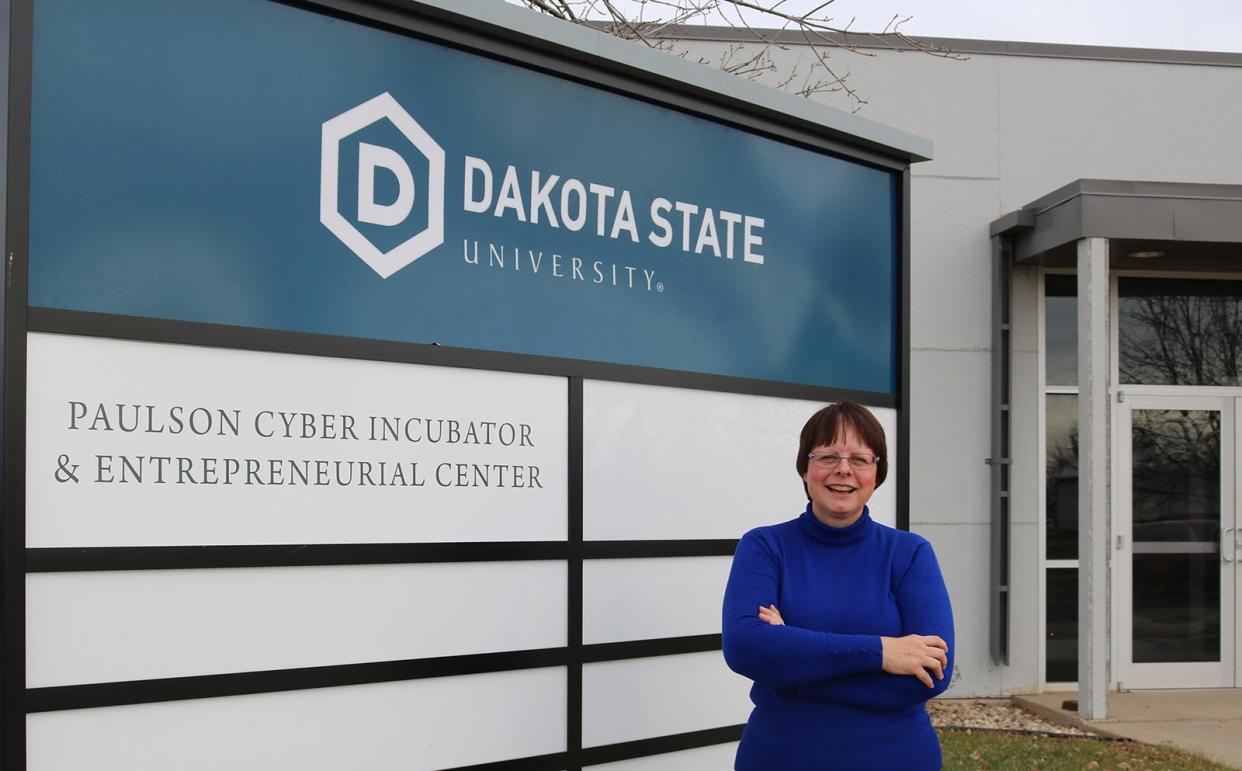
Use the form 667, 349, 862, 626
807, 452, 879, 470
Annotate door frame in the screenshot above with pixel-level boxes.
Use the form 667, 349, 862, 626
1115, 389, 1237, 689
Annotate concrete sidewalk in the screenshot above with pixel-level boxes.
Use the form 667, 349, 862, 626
1013, 690, 1242, 769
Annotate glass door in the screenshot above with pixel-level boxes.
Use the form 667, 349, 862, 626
1118, 394, 1237, 689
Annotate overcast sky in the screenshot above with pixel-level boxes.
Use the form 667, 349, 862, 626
579, 0, 1242, 53
838, 0, 1242, 52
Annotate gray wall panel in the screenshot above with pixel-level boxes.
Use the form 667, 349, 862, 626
908, 349, 990, 526
1005, 521, 1041, 692
995, 57, 1242, 210
909, 178, 1002, 351
911, 522, 1003, 697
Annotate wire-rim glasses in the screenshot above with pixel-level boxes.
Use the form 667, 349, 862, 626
807, 451, 879, 470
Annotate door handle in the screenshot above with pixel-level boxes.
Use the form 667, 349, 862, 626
1226, 527, 1236, 563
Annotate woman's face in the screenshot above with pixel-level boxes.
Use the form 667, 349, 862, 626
803, 425, 878, 528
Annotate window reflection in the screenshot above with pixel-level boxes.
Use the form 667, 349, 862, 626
1131, 408, 1220, 538
1045, 275, 1078, 386
1046, 394, 1078, 560
1119, 278, 1242, 386
1046, 568, 1078, 682
1130, 408, 1221, 664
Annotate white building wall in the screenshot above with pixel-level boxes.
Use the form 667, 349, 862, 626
675, 36, 1242, 696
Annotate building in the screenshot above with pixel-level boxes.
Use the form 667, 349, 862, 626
664, 28, 1242, 709
3, 1, 1240, 769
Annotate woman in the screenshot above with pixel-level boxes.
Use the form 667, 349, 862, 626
722, 401, 954, 770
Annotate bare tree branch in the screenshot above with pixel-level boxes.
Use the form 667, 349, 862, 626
509, 0, 965, 112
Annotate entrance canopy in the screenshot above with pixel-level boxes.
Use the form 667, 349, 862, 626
990, 179, 1242, 270
990, 178, 1242, 720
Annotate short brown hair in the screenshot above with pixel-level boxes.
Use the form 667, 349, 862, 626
796, 401, 888, 494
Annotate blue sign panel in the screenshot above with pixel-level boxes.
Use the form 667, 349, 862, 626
29, 0, 900, 393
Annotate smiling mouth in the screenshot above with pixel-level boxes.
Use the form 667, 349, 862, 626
826, 484, 857, 493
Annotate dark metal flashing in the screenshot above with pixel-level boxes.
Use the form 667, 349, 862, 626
989, 179, 1242, 268
657, 25, 1242, 69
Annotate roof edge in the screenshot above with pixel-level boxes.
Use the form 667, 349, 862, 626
991, 178, 1242, 263
655, 25, 1242, 68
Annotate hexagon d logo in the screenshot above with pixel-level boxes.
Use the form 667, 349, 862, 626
320, 93, 445, 278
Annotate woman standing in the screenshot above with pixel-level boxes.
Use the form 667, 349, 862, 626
722, 401, 954, 770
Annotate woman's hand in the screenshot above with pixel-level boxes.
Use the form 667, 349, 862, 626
756, 608, 948, 689
757, 604, 785, 626
880, 634, 949, 688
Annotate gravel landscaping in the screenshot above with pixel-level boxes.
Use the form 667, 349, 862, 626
928, 699, 1099, 737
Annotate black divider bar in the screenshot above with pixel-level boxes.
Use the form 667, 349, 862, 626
26, 542, 569, 572
442, 751, 569, 771
582, 634, 721, 663
439, 724, 747, 771
25, 634, 724, 714
583, 539, 738, 559
1, 1, 34, 764
581, 725, 746, 766
442, 725, 745, 764
27, 307, 896, 407
25, 648, 568, 713
26, 539, 742, 572
566, 378, 585, 769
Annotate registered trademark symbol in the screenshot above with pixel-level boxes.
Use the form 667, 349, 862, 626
656, 282, 664, 293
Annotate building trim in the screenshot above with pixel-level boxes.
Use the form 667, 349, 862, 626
991, 179, 1242, 266
654, 25, 1242, 68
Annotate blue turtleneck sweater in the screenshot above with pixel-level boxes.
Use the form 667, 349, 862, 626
722, 505, 954, 771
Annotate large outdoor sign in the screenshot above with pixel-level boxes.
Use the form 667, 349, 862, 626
28, 0, 900, 394
8, 0, 915, 768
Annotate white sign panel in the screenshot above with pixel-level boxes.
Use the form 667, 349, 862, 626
27, 668, 567, 771
27, 561, 567, 687
26, 333, 568, 546
583, 381, 898, 540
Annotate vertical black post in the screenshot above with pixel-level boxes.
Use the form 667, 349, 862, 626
566, 377, 583, 770
2, 0, 31, 766
897, 167, 911, 531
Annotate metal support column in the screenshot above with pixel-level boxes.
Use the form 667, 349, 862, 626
1076, 236, 1109, 719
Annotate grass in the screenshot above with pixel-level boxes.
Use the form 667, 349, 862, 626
938, 728, 1233, 770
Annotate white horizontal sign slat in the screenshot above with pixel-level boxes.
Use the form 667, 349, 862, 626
27, 561, 566, 687
582, 557, 730, 644
26, 333, 567, 546
583, 381, 897, 540
582, 652, 751, 748
27, 668, 566, 771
